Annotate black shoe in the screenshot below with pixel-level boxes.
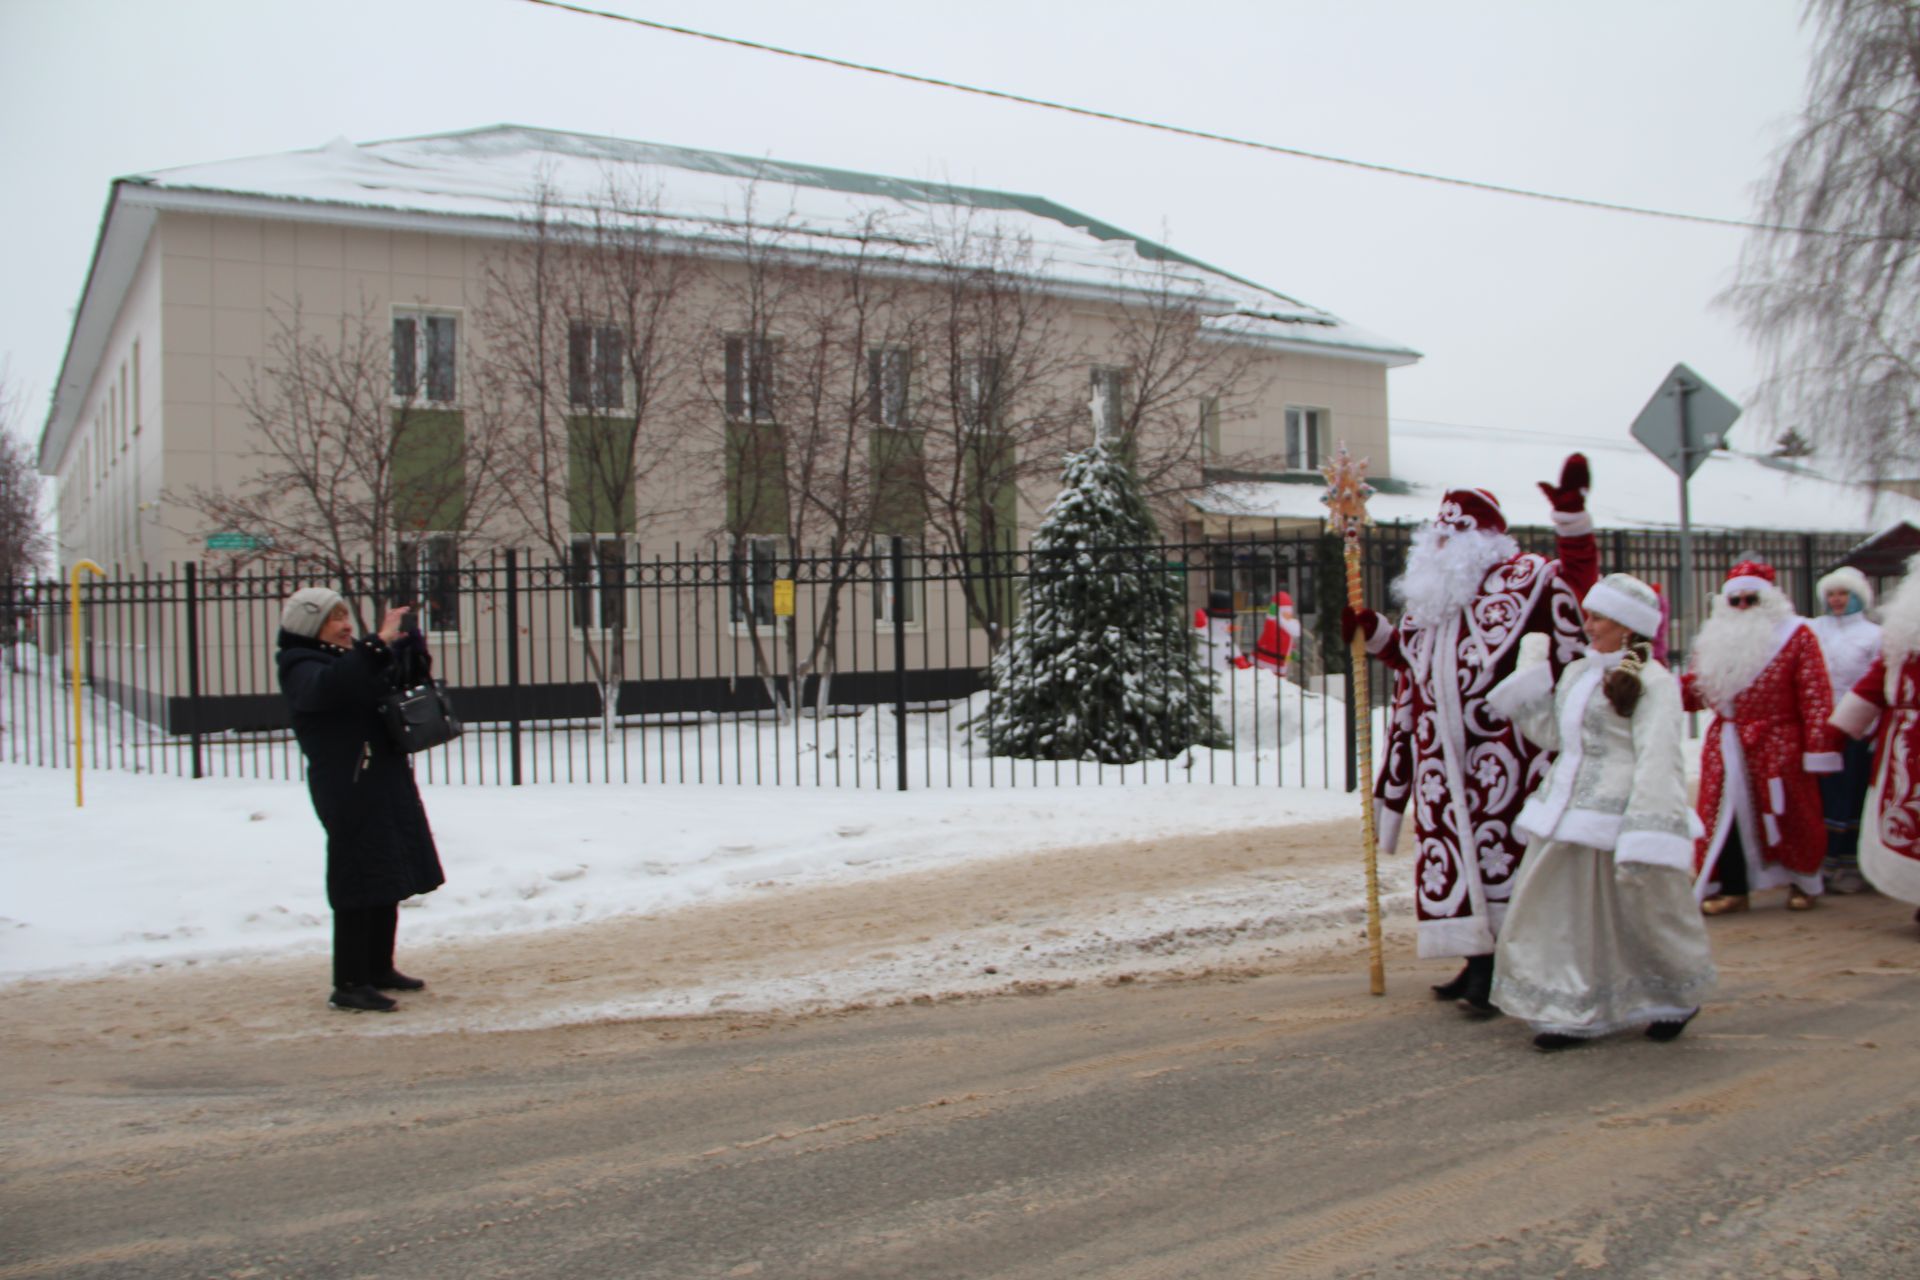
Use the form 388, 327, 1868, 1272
1645, 1009, 1698, 1042
329, 984, 399, 1012
372, 970, 425, 992
1430, 961, 1473, 1001
1457, 954, 1500, 1017
1532, 1032, 1581, 1052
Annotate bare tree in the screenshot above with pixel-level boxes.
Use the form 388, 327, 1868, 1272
916, 207, 1086, 648
1094, 255, 1271, 528
702, 192, 930, 716
472, 174, 701, 717
0, 371, 52, 653
177, 299, 505, 618
1730, 0, 1920, 484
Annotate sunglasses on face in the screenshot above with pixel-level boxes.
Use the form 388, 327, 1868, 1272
1728, 593, 1760, 608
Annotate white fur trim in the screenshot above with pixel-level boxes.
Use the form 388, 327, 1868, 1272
1551, 808, 1625, 849
1763, 813, 1782, 847
1832, 691, 1880, 739
1375, 801, 1404, 856
1769, 777, 1786, 814
1549, 508, 1593, 538
1803, 752, 1843, 774
1582, 581, 1661, 639
1485, 660, 1554, 722
1724, 574, 1774, 597
1815, 565, 1873, 610
1615, 829, 1695, 871
1417, 914, 1495, 960
1363, 615, 1392, 655
1860, 778, 1920, 905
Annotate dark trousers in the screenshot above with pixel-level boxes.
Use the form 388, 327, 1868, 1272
1713, 825, 1750, 897
1819, 736, 1875, 869
332, 903, 398, 989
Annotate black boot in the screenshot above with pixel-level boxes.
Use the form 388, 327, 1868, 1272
1457, 954, 1500, 1017
1430, 961, 1474, 1001
329, 985, 398, 1013
1532, 1032, 1581, 1052
1645, 1008, 1698, 1042
372, 970, 426, 992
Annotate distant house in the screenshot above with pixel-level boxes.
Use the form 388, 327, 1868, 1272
32, 125, 1419, 726
37, 124, 1419, 579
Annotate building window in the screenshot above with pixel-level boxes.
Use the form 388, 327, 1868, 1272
1090, 367, 1128, 444
569, 536, 628, 631
873, 535, 923, 627
394, 310, 458, 404
965, 354, 1003, 429
569, 322, 626, 410
729, 536, 780, 628
395, 533, 461, 633
1285, 407, 1325, 472
725, 335, 776, 422
869, 346, 911, 429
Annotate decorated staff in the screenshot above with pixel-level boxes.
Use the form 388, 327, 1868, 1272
1321, 444, 1386, 995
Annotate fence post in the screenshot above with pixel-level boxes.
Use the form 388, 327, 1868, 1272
1799, 533, 1817, 616
892, 534, 909, 793
184, 561, 203, 780
506, 548, 523, 787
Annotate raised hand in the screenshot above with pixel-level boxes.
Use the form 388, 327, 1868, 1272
1537, 453, 1591, 513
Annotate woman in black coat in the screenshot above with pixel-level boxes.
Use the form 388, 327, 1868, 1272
277, 587, 445, 1012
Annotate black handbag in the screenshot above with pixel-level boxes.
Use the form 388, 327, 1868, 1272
380, 680, 463, 754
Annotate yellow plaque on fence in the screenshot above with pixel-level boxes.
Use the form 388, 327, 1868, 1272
773, 579, 795, 617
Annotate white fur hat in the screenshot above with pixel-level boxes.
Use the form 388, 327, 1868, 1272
1814, 564, 1874, 610
1583, 573, 1662, 640
280, 586, 344, 639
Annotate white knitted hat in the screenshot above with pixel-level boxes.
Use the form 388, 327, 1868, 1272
1583, 573, 1661, 640
280, 586, 345, 639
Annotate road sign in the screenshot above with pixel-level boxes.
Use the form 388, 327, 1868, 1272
205, 532, 267, 551
1630, 363, 1741, 480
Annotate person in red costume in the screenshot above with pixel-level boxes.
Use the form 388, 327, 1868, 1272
1342, 456, 1600, 1013
1830, 553, 1920, 927
1684, 560, 1843, 914
1234, 591, 1300, 676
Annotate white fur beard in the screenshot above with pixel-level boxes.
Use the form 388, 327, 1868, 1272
1393, 525, 1519, 619
1880, 562, 1920, 673
1689, 591, 1793, 706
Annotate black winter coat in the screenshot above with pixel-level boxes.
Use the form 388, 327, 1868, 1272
276, 629, 445, 911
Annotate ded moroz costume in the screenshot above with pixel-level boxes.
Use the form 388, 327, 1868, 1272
1235, 591, 1300, 676
1487, 573, 1715, 1050
1343, 456, 1600, 1008
1830, 554, 1920, 921
1683, 560, 1843, 913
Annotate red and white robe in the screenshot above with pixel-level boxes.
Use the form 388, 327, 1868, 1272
1832, 651, 1920, 905
1367, 539, 1597, 958
1683, 622, 1842, 897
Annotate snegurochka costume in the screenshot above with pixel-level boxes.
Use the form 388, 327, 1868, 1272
1808, 565, 1882, 891
1487, 574, 1715, 1042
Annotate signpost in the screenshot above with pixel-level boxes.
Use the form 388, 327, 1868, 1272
1629, 364, 1741, 656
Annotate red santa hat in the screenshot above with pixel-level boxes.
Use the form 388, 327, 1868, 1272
1723, 560, 1778, 598
1435, 488, 1506, 535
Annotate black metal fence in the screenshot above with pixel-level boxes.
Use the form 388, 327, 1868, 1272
0, 523, 1860, 790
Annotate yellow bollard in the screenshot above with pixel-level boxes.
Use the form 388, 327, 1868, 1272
69, 560, 105, 808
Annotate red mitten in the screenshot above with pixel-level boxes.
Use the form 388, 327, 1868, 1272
1537, 453, 1591, 513
1341, 606, 1379, 646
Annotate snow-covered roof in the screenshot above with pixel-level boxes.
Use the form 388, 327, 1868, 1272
41, 125, 1418, 472
1195, 418, 1920, 535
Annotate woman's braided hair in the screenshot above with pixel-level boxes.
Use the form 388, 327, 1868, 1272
1603, 635, 1652, 717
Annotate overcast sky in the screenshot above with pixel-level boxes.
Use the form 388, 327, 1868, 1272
0, 0, 1817, 472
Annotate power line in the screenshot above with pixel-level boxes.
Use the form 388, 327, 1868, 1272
514, 0, 1846, 240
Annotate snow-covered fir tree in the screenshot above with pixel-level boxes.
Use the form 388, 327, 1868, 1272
983, 440, 1225, 763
